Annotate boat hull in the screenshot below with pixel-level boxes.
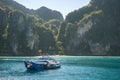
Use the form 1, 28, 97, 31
24, 60, 61, 70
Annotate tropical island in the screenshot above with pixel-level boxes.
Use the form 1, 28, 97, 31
0, 0, 120, 56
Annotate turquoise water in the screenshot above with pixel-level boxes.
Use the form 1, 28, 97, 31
0, 56, 120, 80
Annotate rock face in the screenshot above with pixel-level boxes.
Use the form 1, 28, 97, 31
58, 0, 120, 56
0, 0, 120, 56
8, 11, 34, 55
0, 0, 60, 56
0, 8, 9, 55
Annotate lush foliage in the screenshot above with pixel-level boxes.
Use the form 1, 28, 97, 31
0, 0, 120, 56
0, 0, 62, 56
59, 0, 120, 55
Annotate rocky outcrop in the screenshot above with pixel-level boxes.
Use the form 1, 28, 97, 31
0, 9, 35, 55
0, 0, 64, 21
0, 0, 62, 56
35, 7, 63, 21
59, 0, 120, 56
1, 0, 120, 56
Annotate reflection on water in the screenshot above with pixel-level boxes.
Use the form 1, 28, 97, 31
0, 56, 120, 80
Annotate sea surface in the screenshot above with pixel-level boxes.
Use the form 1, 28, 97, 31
0, 56, 120, 80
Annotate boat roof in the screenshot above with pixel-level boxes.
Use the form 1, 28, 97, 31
28, 56, 55, 62
39, 56, 54, 60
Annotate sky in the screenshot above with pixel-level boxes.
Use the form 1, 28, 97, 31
14, 0, 90, 18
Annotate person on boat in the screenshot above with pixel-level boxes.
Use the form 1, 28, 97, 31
41, 54, 45, 58
38, 53, 45, 59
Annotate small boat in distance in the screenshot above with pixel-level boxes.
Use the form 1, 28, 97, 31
24, 56, 61, 70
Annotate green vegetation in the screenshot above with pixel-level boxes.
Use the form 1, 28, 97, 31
59, 0, 120, 55
0, 0, 120, 56
36, 7, 63, 21
0, 0, 63, 56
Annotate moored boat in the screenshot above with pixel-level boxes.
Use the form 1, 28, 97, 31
24, 56, 61, 70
